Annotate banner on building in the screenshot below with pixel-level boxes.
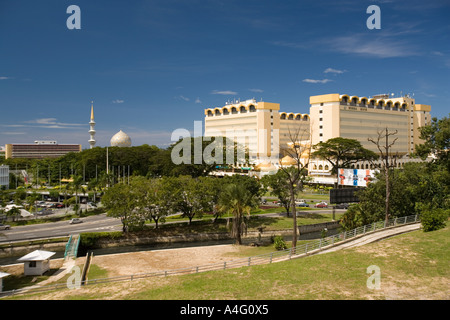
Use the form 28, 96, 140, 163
338, 168, 378, 187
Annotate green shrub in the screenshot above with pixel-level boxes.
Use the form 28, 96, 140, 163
272, 235, 287, 251
80, 231, 123, 248
420, 208, 449, 232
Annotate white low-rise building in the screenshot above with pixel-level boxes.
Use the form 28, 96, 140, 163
17, 250, 56, 276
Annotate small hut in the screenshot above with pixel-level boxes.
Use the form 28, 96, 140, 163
0, 272, 10, 292
17, 250, 56, 276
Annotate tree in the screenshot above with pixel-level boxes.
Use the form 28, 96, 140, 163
129, 176, 174, 229
278, 125, 312, 250
312, 137, 378, 188
415, 114, 450, 171
368, 128, 398, 224
262, 169, 298, 217
198, 176, 224, 222
69, 175, 85, 211
6, 206, 21, 222
345, 161, 450, 228
152, 177, 178, 228
167, 136, 249, 178
102, 183, 135, 232
218, 182, 259, 245
174, 176, 210, 225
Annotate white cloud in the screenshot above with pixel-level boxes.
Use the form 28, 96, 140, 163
179, 95, 190, 102
327, 35, 418, 58
0, 76, 10, 80
431, 51, 444, 56
195, 97, 202, 104
324, 68, 346, 74
17, 118, 85, 129
112, 99, 124, 104
249, 88, 264, 93
302, 79, 332, 84
1, 132, 26, 135
211, 90, 238, 95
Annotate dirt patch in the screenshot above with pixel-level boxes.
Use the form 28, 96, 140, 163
89, 244, 244, 278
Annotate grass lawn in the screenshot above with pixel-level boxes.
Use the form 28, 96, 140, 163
8, 222, 448, 300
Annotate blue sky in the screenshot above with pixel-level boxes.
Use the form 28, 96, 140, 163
1, 0, 449, 149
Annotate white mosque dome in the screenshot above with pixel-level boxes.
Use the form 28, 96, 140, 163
110, 130, 132, 147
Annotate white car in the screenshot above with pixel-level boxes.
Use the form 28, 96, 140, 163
0, 223, 11, 230
69, 218, 83, 224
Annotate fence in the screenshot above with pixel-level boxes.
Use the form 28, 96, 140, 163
0, 214, 420, 297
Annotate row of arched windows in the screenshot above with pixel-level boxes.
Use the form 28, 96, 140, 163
280, 113, 309, 121
340, 95, 408, 110
206, 105, 257, 117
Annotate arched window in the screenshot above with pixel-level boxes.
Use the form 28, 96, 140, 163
361, 98, 368, 106
324, 165, 329, 171
231, 107, 238, 114
295, 114, 301, 120
240, 106, 247, 113
215, 109, 221, 116
249, 105, 256, 112
207, 110, 213, 117
222, 108, 229, 115
303, 115, 309, 121
288, 114, 294, 120
313, 165, 317, 170
351, 97, 358, 105
319, 165, 323, 170
280, 113, 286, 120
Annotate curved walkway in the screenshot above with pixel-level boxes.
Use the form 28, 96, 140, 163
317, 223, 422, 255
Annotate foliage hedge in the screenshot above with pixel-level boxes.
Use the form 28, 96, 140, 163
79, 231, 123, 248
420, 208, 449, 232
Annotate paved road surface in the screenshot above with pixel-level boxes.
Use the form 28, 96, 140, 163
0, 214, 121, 243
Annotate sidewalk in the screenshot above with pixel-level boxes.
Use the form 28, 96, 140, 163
317, 223, 422, 254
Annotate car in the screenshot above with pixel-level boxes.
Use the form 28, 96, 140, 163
314, 202, 328, 208
36, 201, 46, 207
0, 223, 11, 230
334, 203, 349, 209
69, 218, 83, 224
297, 202, 309, 208
56, 203, 64, 208
38, 209, 53, 215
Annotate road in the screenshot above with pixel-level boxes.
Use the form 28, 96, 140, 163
0, 214, 121, 243
0, 207, 344, 243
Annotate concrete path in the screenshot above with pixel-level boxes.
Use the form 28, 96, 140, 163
317, 223, 422, 254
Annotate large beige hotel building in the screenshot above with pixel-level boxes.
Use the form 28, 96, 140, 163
204, 93, 431, 181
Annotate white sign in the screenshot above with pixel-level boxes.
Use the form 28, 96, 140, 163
338, 168, 378, 187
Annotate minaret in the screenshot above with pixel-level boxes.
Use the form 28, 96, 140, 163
88, 101, 96, 149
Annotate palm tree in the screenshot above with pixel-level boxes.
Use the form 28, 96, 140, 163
69, 175, 85, 215
218, 183, 259, 245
